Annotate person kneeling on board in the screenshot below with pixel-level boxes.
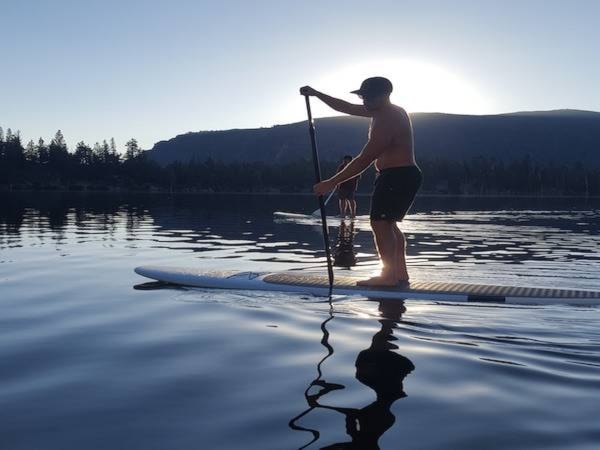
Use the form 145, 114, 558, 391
301, 77, 422, 287
336, 155, 360, 218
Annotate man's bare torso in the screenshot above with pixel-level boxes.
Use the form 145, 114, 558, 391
371, 105, 415, 171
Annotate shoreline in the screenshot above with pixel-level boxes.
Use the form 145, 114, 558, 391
1, 188, 599, 199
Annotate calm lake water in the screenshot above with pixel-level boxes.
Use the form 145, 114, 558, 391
1, 192, 600, 450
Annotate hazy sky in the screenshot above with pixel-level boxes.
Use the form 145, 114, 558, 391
2, 0, 599, 150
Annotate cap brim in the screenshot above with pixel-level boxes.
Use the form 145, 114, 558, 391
350, 89, 363, 95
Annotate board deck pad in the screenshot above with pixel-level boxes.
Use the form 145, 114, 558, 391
134, 266, 600, 305
263, 272, 600, 300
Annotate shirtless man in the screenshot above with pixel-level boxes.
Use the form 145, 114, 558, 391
301, 77, 422, 286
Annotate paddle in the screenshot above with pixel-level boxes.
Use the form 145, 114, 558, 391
310, 189, 335, 217
304, 95, 334, 292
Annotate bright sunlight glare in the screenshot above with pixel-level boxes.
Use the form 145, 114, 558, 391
310, 59, 493, 117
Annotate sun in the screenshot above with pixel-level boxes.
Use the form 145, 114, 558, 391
311, 59, 492, 117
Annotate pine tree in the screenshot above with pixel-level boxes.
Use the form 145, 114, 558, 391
37, 138, 49, 164
92, 142, 103, 164
1, 128, 24, 167
108, 137, 120, 164
0, 127, 4, 160
25, 140, 38, 162
51, 129, 67, 148
125, 138, 141, 160
48, 129, 69, 166
75, 141, 93, 166
101, 140, 110, 164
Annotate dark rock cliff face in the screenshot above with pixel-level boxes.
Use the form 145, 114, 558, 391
146, 110, 600, 165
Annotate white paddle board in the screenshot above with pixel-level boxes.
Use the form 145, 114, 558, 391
134, 266, 600, 305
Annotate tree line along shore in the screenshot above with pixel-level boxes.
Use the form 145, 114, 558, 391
1, 127, 599, 196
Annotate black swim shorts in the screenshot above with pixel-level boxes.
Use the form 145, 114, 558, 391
370, 165, 422, 221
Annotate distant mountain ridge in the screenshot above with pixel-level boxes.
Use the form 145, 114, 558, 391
146, 109, 600, 166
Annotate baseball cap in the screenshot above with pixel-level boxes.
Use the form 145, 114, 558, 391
351, 77, 393, 97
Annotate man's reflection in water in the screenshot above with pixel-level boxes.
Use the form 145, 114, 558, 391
290, 300, 415, 450
333, 219, 357, 268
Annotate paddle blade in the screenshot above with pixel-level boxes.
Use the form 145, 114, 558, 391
311, 189, 335, 216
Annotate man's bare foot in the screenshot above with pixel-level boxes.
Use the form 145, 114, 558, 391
357, 275, 398, 287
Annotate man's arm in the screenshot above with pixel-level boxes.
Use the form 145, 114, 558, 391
300, 86, 371, 117
315, 92, 372, 117
327, 125, 388, 186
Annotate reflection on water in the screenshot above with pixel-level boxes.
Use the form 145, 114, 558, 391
1, 192, 600, 450
291, 300, 413, 450
333, 220, 358, 268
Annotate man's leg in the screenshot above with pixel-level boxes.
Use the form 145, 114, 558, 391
350, 199, 357, 218
357, 219, 398, 286
393, 223, 409, 282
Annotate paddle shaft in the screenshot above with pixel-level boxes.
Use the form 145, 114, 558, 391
304, 95, 334, 291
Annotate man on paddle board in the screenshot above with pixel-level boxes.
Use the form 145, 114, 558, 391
301, 77, 422, 287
